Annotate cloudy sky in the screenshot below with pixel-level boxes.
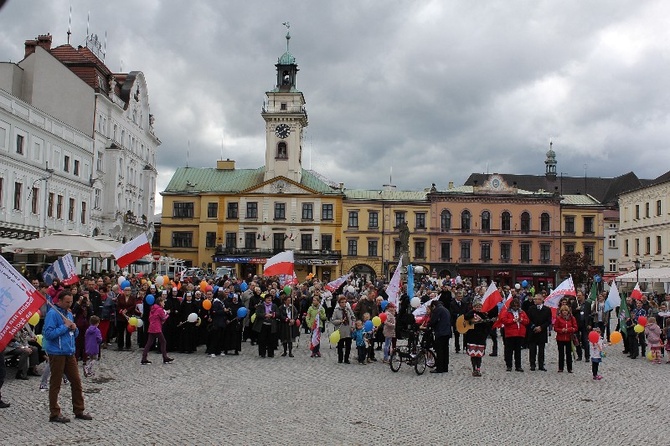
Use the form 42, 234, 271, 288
1, 1, 669, 212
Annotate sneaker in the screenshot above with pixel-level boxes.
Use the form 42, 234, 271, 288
163, 358, 174, 364
0, 400, 10, 409
596, 375, 603, 380
209, 354, 217, 358
39, 384, 48, 392
140, 360, 152, 365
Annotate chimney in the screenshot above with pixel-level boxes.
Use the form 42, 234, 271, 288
24, 34, 52, 58
448, 181, 454, 189
216, 159, 235, 170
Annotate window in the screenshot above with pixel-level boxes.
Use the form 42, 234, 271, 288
172, 231, 193, 248
94, 189, 101, 210
415, 241, 426, 259
395, 211, 406, 228
13, 182, 22, 210
645, 202, 650, 218
564, 216, 575, 234
645, 237, 651, 255
584, 244, 595, 261
520, 212, 530, 234
0, 178, 3, 207
246, 202, 258, 219
173, 202, 194, 218
80, 201, 86, 224
273, 233, 285, 252
245, 232, 256, 249
206, 232, 216, 248
634, 238, 639, 256
609, 259, 617, 273
97, 151, 104, 171
608, 235, 616, 249
440, 241, 451, 261
16, 134, 24, 154
301, 234, 312, 251
64, 155, 70, 172
460, 241, 471, 262
500, 242, 511, 262
68, 198, 75, 221
540, 243, 550, 263
31, 187, 39, 214
520, 243, 531, 263
501, 211, 511, 233
276, 142, 288, 159
368, 240, 378, 257
415, 213, 426, 230
635, 205, 640, 220
583, 216, 594, 234
280, 103, 287, 110
540, 213, 550, 233
657, 200, 662, 216
274, 202, 286, 220
321, 234, 332, 251
368, 211, 379, 229
657, 235, 662, 254
322, 204, 334, 220
440, 210, 451, 232
624, 239, 629, 257
347, 239, 358, 256
480, 242, 491, 261
73, 159, 80, 176
348, 211, 359, 228
56, 194, 63, 219
208, 202, 219, 218
461, 210, 471, 233
481, 211, 490, 233
48, 192, 54, 217
225, 232, 237, 249
302, 203, 313, 220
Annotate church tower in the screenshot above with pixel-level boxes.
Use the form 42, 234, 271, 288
262, 24, 308, 183
545, 141, 557, 180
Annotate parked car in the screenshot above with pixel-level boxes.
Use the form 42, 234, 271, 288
182, 268, 206, 282
214, 266, 236, 283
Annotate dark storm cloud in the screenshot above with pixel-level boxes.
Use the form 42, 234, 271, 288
1, 0, 669, 210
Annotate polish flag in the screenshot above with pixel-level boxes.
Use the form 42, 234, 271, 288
630, 282, 644, 300
544, 276, 576, 309
481, 282, 503, 313
325, 273, 351, 292
263, 250, 294, 277
492, 295, 513, 329
113, 234, 152, 269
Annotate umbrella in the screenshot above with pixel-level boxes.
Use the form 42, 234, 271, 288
1, 231, 116, 258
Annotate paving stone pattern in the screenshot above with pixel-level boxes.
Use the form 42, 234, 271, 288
1, 326, 668, 445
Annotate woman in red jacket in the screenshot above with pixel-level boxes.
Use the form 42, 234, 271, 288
554, 305, 578, 373
501, 298, 529, 372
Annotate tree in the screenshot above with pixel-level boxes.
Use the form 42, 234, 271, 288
559, 252, 593, 289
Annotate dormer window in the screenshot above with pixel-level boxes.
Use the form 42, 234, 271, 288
280, 103, 287, 110
276, 142, 288, 159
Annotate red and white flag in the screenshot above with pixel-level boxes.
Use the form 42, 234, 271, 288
492, 295, 513, 329
325, 273, 351, 292
264, 250, 294, 277
630, 282, 643, 300
545, 276, 576, 309
113, 234, 152, 269
310, 312, 321, 351
0, 256, 47, 351
481, 282, 503, 313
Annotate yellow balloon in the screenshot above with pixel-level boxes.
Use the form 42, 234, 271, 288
634, 324, 644, 334
610, 331, 623, 344
646, 351, 654, 361
372, 316, 382, 327
251, 313, 257, 324
28, 312, 40, 326
129, 316, 138, 327
329, 330, 341, 345
36, 334, 43, 347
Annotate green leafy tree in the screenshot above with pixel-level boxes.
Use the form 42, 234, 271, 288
559, 252, 593, 289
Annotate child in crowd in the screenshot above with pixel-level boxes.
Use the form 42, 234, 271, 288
84, 315, 103, 377
590, 327, 604, 380
351, 320, 367, 365
644, 317, 663, 364
362, 312, 377, 362
382, 303, 396, 364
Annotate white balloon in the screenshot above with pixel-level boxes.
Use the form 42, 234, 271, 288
515, 283, 521, 290
117, 276, 126, 285
410, 297, 421, 308
155, 276, 164, 286
135, 319, 144, 328
187, 312, 198, 323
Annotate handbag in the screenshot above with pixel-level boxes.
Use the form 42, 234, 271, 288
571, 333, 580, 347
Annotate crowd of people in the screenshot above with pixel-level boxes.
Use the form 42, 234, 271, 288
2, 271, 670, 417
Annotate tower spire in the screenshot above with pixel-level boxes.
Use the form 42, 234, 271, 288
282, 21, 290, 52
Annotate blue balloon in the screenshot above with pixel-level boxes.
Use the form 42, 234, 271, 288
380, 300, 388, 311
521, 280, 528, 288
213, 285, 219, 294
364, 320, 374, 332
121, 280, 131, 289
240, 282, 248, 292
237, 307, 248, 318
145, 294, 155, 305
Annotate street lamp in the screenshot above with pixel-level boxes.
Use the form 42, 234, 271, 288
633, 258, 641, 283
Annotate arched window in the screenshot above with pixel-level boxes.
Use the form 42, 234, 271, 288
461, 210, 471, 233
501, 211, 511, 233
276, 142, 288, 159
440, 210, 451, 232
521, 211, 531, 234
481, 211, 491, 233
540, 212, 550, 233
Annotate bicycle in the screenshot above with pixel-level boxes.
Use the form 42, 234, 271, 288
389, 327, 436, 375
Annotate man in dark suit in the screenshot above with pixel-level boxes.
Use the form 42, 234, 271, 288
526, 294, 552, 371
449, 291, 466, 353
573, 290, 592, 361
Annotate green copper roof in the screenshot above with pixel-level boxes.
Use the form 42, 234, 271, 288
344, 189, 429, 201
278, 51, 296, 65
162, 166, 341, 195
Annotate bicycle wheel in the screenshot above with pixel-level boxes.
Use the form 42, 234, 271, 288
414, 351, 427, 375
424, 349, 436, 368
389, 351, 402, 372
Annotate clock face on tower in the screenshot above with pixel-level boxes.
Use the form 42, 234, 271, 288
275, 123, 291, 139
